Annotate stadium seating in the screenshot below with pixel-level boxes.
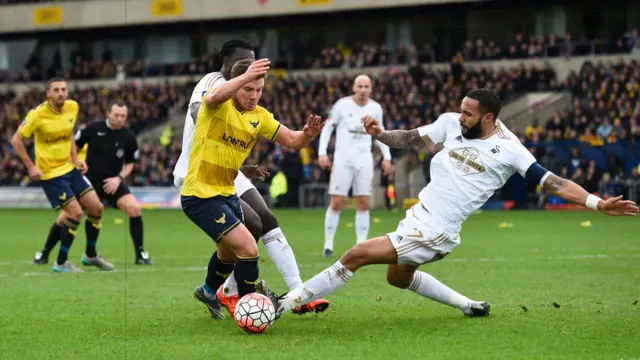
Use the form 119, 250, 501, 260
526, 59, 640, 197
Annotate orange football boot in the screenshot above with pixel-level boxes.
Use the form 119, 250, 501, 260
216, 286, 240, 316
292, 298, 330, 315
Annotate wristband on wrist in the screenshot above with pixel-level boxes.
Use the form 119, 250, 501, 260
585, 194, 602, 211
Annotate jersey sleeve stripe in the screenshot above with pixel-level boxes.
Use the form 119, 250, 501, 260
270, 123, 281, 141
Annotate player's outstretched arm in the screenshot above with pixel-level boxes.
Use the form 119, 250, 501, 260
204, 59, 270, 108
362, 115, 426, 150
542, 173, 639, 216
275, 115, 324, 149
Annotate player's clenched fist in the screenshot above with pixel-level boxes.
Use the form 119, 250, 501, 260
361, 115, 382, 137
243, 59, 271, 81
303, 115, 324, 138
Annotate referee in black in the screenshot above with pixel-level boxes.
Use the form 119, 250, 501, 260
75, 100, 153, 265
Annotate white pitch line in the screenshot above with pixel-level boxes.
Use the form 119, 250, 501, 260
1, 253, 639, 279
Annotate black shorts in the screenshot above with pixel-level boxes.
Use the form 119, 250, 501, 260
181, 195, 244, 243
41, 169, 94, 210
89, 177, 132, 208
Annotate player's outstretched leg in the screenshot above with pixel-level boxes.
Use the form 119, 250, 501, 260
241, 189, 330, 315
117, 194, 154, 265
77, 191, 114, 271
258, 235, 398, 318
386, 265, 490, 317
53, 200, 84, 273
33, 213, 65, 265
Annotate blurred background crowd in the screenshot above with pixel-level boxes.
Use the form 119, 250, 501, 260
1, 0, 639, 208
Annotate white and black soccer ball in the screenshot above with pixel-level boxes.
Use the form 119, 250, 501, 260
234, 293, 276, 334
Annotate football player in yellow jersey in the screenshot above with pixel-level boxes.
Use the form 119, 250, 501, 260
183, 58, 324, 319
11, 78, 114, 273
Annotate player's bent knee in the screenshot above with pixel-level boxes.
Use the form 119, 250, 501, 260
340, 242, 373, 271
259, 210, 278, 233
386, 272, 411, 289
223, 225, 260, 258
235, 242, 259, 259
128, 204, 142, 218
64, 201, 83, 221
240, 200, 262, 241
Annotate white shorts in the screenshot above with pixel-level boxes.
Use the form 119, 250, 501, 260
233, 171, 255, 197
172, 172, 256, 197
388, 204, 460, 266
328, 162, 373, 197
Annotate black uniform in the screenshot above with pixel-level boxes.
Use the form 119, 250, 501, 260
75, 120, 138, 208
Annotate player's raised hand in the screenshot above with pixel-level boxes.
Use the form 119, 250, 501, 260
27, 166, 43, 181
599, 195, 639, 216
318, 155, 331, 169
244, 59, 271, 81
303, 115, 324, 138
361, 115, 382, 137
240, 165, 270, 182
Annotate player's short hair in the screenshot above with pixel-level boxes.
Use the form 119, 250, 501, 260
231, 59, 263, 79
466, 89, 501, 120
108, 100, 127, 111
46, 77, 66, 89
212, 38, 254, 72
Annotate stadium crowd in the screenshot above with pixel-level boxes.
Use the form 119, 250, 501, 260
2, 52, 639, 206
521, 59, 640, 202
2, 28, 638, 84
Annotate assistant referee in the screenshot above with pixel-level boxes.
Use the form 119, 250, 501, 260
75, 101, 154, 265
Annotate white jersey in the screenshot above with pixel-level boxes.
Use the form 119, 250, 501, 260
173, 72, 225, 184
318, 96, 391, 166
417, 113, 536, 233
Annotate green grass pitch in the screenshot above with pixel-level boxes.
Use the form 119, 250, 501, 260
0, 208, 638, 359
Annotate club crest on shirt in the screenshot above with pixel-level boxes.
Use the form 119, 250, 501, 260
250, 120, 259, 129
448, 147, 486, 175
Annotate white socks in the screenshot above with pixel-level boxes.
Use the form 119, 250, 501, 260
355, 210, 370, 243
324, 208, 340, 251
408, 271, 472, 309
222, 227, 303, 296
281, 261, 353, 313
325, 208, 370, 249
262, 228, 302, 291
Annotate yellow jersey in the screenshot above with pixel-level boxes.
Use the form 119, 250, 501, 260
77, 143, 88, 162
181, 96, 281, 198
18, 100, 79, 180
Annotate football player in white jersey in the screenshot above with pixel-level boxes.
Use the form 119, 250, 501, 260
172, 38, 329, 316
318, 75, 394, 257
257, 88, 639, 319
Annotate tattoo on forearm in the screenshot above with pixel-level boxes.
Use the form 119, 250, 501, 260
543, 174, 566, 193
376, 129, 424, 149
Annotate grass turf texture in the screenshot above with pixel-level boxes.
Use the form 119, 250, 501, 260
0, 208, 638, 360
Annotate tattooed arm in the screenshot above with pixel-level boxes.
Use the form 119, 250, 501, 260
542, 173, 638, 216
375, 129, 428, 150
361, 116, 430, 150
542, 174, 601, 210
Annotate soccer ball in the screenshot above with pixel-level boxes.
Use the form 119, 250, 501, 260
234, 293, 276, 334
